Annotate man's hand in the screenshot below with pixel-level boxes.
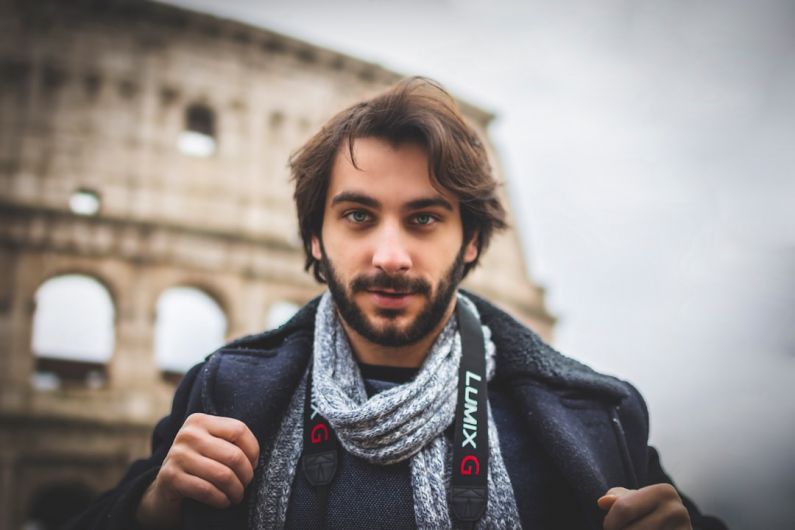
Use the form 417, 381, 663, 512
598, 484, 692, 530
136, 413, 260, 529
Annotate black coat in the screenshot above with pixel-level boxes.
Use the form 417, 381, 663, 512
67, 292, 726, 529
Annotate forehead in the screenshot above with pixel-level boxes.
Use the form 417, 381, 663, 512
327, 137, 458, 208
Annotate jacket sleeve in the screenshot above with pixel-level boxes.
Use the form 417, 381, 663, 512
62, 362, 207, 530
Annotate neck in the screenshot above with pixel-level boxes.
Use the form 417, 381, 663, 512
339, 300, 457, 368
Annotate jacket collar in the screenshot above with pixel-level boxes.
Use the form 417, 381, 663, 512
464, 290, 628, 401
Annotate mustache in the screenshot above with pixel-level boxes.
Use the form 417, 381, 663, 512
350, 272, 431, 295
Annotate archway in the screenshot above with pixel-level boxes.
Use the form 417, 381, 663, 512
31, 274, 115, 388
154, 286, 227, 381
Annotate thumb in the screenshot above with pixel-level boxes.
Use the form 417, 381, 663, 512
597, 487, 632, 511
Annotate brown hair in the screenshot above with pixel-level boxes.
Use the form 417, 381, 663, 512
290, 77, 507, 283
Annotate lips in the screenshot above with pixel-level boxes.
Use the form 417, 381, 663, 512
370, 289, 410, 297
367, 289, 415, 309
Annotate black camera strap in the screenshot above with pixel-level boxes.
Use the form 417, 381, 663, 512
450, 301, 489, 529
302, 366, 339, 525
302, 300, 489, 529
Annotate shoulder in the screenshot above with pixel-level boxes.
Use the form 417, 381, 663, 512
466, 290, 649, 442
464, 290, 632, 399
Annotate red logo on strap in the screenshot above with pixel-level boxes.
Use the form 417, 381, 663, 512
460, 455, 480, 476
310, 423, 329, 444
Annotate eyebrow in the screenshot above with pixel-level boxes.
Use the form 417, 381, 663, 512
330, 192, 454, 212
330, 192, 380, 209
404, 197, 454, 212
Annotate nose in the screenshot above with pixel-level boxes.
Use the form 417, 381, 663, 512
371, 222, 412, 275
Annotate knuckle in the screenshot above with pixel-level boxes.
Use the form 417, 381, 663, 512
159, 464, 178, 485
655, 483, 679, 498
241, 463, 254, 485
228, 447, 246, 469
195, 479, 214, 499
167, 445, 186, 465
199, 483, 230, 508
213, 466, 238, 489
175, 425, 199, 445
185, 412, 206, 425
672, 505, 691, 524
228, 420, 247, 441
610, 498, 632, 520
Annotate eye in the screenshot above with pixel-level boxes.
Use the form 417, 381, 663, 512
344, 210, 371, 223
412, 213, 438, 226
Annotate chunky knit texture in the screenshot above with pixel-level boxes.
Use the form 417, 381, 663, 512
252, 292, 521, 529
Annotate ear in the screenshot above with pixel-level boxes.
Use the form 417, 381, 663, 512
311, 235, 322, 261
463, 232, 479, 264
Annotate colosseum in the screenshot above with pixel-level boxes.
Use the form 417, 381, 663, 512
0, 0, 554, 527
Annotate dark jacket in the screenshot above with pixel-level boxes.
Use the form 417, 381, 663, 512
67, 292, 725, 529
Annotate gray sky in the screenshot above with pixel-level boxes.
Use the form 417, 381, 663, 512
151, 1, 794, 527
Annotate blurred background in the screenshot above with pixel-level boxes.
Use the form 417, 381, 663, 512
1, 0, 793, 529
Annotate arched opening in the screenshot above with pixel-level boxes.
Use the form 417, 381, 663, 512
31, 274, 115, 389
23, 481, 96, 530
154, 286, 226, 383
177, 103, 217, 157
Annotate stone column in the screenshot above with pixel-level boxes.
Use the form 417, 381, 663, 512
0, 249, 34, 410
108, 264, 161, 420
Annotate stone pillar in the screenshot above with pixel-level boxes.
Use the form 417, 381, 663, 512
108, 265, 161, 420
0, 250, 34, 410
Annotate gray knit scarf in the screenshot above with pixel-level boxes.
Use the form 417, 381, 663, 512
252, 291, 522, 529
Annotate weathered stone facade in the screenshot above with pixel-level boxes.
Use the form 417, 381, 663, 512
0, 0, 554, 527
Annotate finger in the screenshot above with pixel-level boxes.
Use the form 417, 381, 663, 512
603, 484, 683, 530
180, 452, 246, 505
606, 487, 632, 497
602, 489, 657, 530
179, 425, 256, 487
190, 414, 260, 467
162, 465, 231, 509
598, 495, 617, 511
598, 487, 631, 511
620, 498, 691, 530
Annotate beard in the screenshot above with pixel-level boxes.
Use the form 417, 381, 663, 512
318, 243, 466, 347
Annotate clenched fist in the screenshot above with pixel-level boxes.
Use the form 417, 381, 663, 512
598, 484, 692, 530
136, 413, 260, 529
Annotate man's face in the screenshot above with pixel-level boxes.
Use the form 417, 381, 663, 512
311, 137, 478, 347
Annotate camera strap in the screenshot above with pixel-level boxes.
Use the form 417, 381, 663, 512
450, 300, 489, 529
302, 300, 489, 528
302, 365, 339, 525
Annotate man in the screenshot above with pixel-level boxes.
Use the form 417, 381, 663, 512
69, 78, 725, 529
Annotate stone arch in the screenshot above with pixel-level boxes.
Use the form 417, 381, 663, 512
153, 284, 228, 378
30, 272, 116, 388
23, 480, 96, 530
31, 267, 121, 320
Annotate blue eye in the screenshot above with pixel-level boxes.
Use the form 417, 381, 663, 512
414, 214, 436, 225
346, 211, 370, 223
